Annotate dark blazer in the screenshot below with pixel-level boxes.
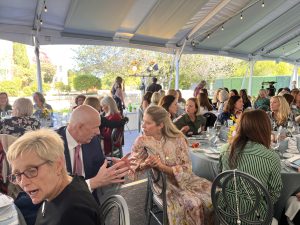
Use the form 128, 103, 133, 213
56, 126, 105, 180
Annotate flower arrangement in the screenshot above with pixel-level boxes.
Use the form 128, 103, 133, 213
41, 108, 51, 119
227, 115, 239, 141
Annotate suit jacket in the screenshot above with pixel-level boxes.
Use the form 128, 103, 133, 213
56, 126, 105, 180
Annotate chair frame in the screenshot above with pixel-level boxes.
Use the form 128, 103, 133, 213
100, 194, 130, 225
110, 127, 124, 158
146, 168, 168, 225
211, 170, 274, 225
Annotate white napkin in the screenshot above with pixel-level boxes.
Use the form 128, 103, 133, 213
285, 196, 300, 220
287, 137, 300, 154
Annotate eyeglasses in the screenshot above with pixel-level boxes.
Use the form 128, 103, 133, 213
8, 160, 51, 184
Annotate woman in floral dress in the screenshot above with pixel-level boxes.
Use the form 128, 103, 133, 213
129, 105, 214, 225
0, 98, 40, 137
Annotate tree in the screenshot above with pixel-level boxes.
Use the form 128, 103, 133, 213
0, 78, 22, 96
13, 43, 30, 68
41, 61, 56, 83
73, 74, 101, 92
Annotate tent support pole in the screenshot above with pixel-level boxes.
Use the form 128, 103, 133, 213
34, 36, 43, 93
174, 39, 187, 89
248, 60, 255, 96
291, 65, 299, 89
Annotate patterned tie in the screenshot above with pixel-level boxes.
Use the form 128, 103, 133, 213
73, 145, 83, 176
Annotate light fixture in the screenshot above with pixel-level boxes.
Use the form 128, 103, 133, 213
44, 5, 47, 12
221, 25, 224, 31
240, 11, 243, 20
191, 41, 196, 47
262, 1, 265, 8
40, 19, 43, 25
207, 34, 210, 39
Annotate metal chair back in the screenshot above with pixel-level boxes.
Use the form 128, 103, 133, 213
211, 170, 273, 225
100, 194, 130, 225
146, 168, 168, 225
110, 127, 124, 158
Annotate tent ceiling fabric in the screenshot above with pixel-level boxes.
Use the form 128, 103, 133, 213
0, 0, 300, 64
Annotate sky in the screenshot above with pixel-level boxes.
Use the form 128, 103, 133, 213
36, 45, 78, 70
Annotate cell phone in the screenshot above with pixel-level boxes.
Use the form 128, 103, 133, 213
106, 157, 113, 167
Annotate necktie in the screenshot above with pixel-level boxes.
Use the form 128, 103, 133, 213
73, 145, 83, 176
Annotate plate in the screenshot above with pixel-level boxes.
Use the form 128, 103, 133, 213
204, 152, 220, 159
282, 153, 294, 159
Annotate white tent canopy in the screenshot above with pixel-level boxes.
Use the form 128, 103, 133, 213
1, 0, 299, 64
0, 0, 300, 92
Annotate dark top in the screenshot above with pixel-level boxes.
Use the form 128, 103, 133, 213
56, 127, 105, 180
173, 113, 206, 135
146, 83, 162, 92
0, 116, 40, 137
0, 104, 12, 113
35, 176, 101, 225
217, 112, 234, 125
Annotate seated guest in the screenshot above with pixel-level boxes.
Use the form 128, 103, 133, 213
72, 94, 86, 110
229, 89, 238, 97
267, 96, 291, 130
7, 129, 101, 225
0, 98, 40, 137
282, 93, 294, 106
0, 92, 12, 115
100, 96, 122, 156
167, 89, 184, 116
219, 110, 282, 220
217, 89, 229, 113
240, 89, 252, 110
83, 96, 101, 112
32, 92, 53, 124
129, 106, 214, 225
174, 97, 206, 135
140, 91, 153, 112
149, 91, 161, 107
217, 95, 243, 125
176, 89, 186, 105
197, 93, 213, 115
212, 88, 222, 110
254, 89, 270, 111
199, 88, 212, 104
158, 95, 178, 120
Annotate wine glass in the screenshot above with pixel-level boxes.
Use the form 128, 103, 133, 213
287, 121, 294, 137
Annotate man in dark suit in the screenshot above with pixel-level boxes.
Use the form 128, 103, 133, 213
146, 77, 162, 93
56, 105, 130, 191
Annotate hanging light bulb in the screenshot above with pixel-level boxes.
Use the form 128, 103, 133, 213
221, 25, 224, 31
207, 34, 210, 39
240, 11, 243, 20
40, 19, 43, 25
262, 1, 265, 8
44, 5, 48, 12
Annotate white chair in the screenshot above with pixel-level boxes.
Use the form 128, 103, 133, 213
100, 195, 130, 225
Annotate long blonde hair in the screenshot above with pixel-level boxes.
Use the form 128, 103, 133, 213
271, 96, 290, 125
145, 106, 183, 139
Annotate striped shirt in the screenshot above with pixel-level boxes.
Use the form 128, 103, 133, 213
219, 141, 283, 204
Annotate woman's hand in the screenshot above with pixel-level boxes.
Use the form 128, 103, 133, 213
180, 126, 190, 134
144, 155, 163, 169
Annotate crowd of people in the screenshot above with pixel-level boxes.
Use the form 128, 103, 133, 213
0, 78, 299, 225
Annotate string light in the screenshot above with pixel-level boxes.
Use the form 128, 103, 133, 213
240, 11, 243, 20
221, 25, 224, 31
207, 34, 210, 39
40, 19, 43, 25
262, 1, 265, 8
44, 5, 47, 12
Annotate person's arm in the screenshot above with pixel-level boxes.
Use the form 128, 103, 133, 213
267, 155, 283, 204
100, 115, 128, 128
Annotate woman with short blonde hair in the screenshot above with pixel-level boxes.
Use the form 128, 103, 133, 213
7, 129, 101, 225
0, 97, 40, 137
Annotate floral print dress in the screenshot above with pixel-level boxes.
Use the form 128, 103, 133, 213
129, 135, 214, 225
0, 116, 40, 137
